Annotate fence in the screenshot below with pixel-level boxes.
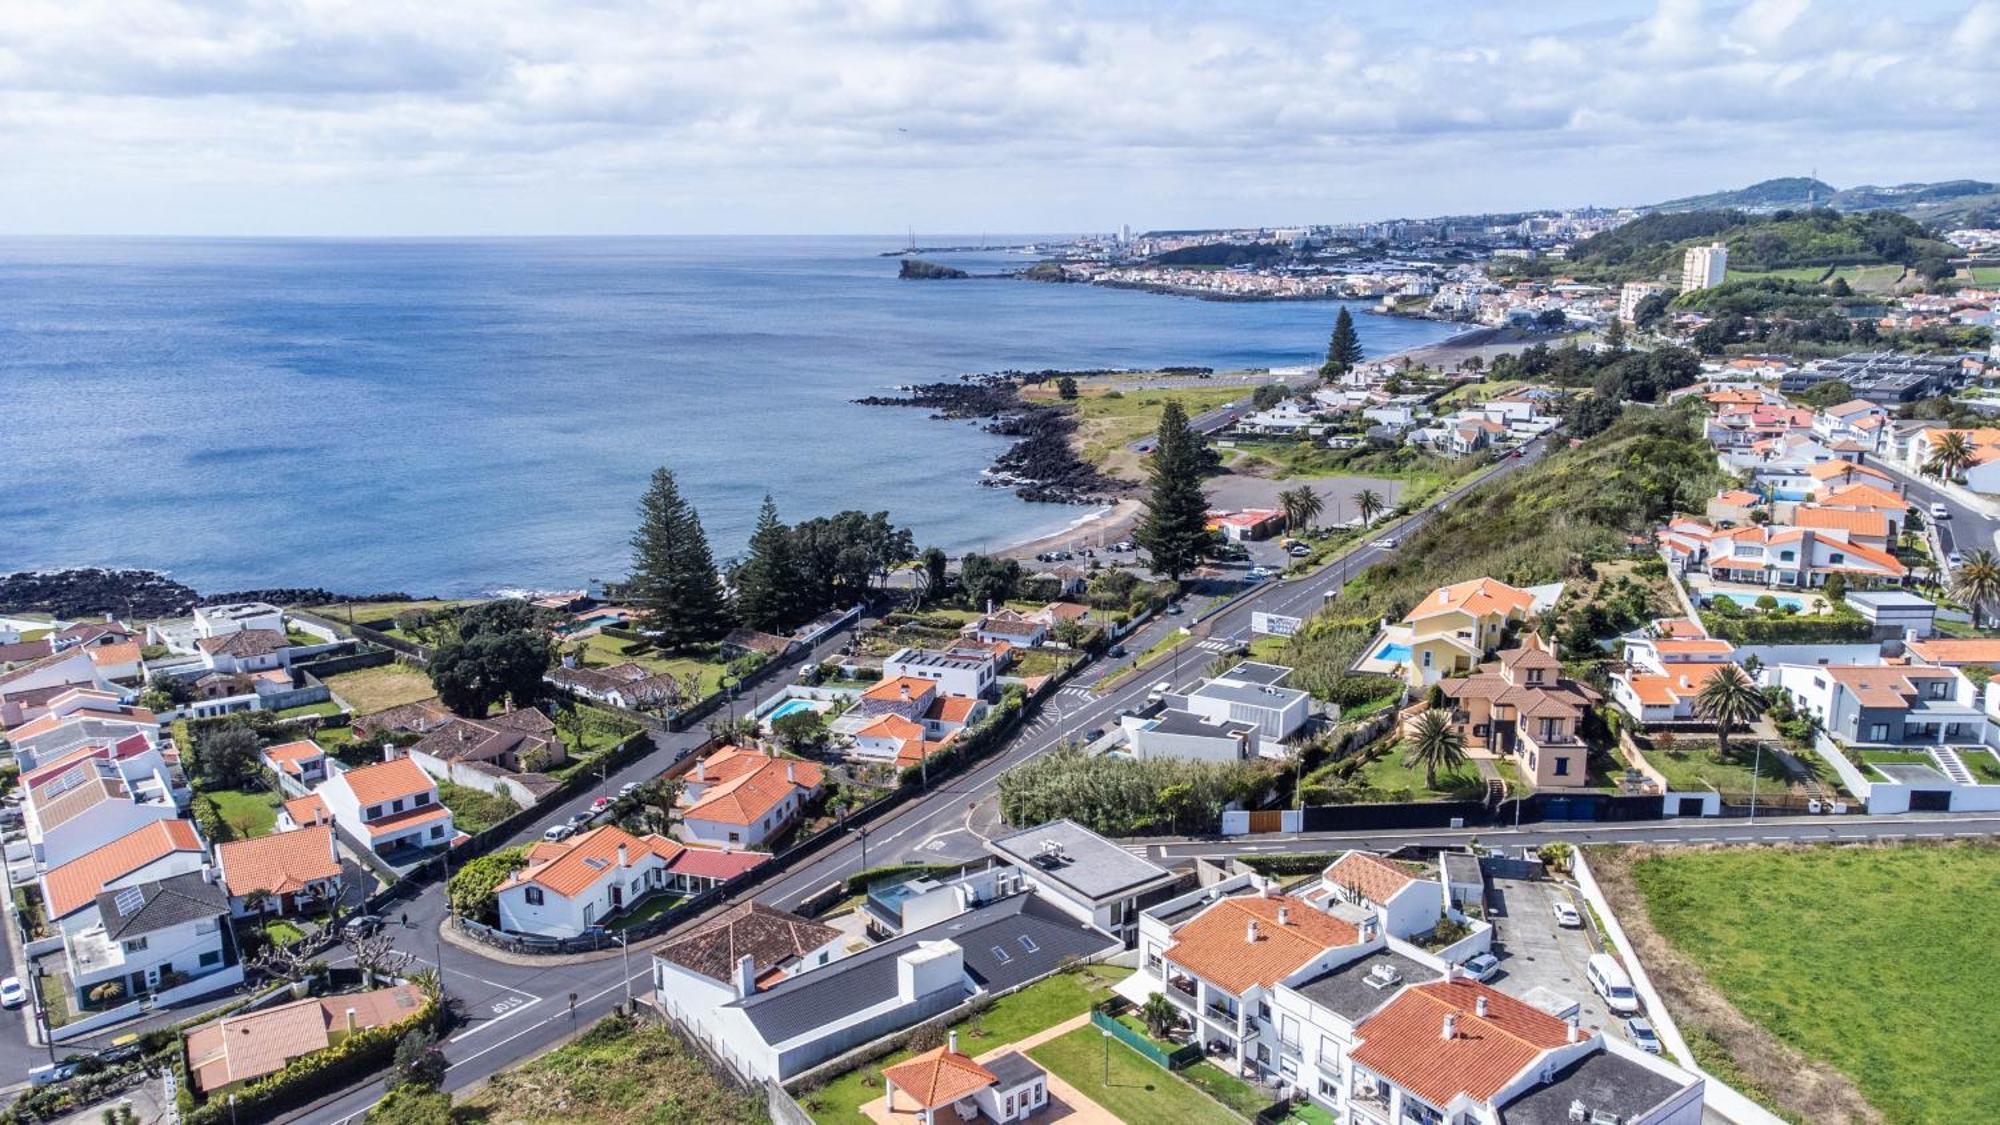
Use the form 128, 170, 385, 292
1090, 1006, 1201, 1070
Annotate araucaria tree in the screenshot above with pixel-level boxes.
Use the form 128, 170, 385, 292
1134, 400, 1211, 582
732, 494, 802, 633
628, 466, 732, 651
1321, 306, 1363, 379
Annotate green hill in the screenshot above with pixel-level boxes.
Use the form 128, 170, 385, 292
1645, 176, 2000, 231
1559, 208, 1959, 283
1649, 177, 1835, 214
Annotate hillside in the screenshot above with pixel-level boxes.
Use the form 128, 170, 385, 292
1559, 208, 1959, 283
1648, 177, 1836, 214
1645, 176, 2000, 229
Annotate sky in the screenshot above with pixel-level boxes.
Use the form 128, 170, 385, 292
1, 0, 1995, 236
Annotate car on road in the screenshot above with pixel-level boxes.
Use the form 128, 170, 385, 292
1459, 953, 1501, 982
542, 823, 576, 843
1551, 900, 1583, 928
1165, 603, 1184, 616
1625, 1016, 1662, 1054
28, 1062, 78, 1087
1107, 644, 1127, 658
342, 914, 384, 938
1933, 502, 1951, 520
1085, 728, 1106, 742
1949, 551, 1965, 569
1247, 566, 1272, 580
568, 810, 595, 827
0, 976, 25, 1008
1287, 543, 1311, 557
1372, 537, 1399, 550
591, 796, 612, 812
619, 781, 642, 798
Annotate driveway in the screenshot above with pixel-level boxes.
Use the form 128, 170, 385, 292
1482, 875, 1615, 1038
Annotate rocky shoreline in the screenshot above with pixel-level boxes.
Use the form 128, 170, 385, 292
0, 568, 415, 619
853, 377, 1124, 506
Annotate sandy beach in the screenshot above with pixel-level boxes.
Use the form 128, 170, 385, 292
999, 498, 1144, 559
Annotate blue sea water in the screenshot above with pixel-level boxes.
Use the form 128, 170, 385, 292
0, 237, 1460, 596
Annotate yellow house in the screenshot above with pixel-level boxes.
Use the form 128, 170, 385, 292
1400, 577, 1538, 687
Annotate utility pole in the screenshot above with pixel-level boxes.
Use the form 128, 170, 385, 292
1749, 739, 1763, 824
619, 931, 634, 1009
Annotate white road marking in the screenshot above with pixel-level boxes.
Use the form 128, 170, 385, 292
449, 995, 545, 1043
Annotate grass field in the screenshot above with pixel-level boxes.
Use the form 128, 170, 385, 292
308, 599, 485, 626
321, 664, 438, 715
1631, 739, 1797, 793
456, 1013, 764, 1125
1726, 265, 1831, 283
1046, 383, 1261, 476
572, 632, 729, 695
801, 964, 1128, 1125
1622, 843, 2000, 1124
1963, 265, 2000, 286
1027, 1026, 1240, 1125
202, 787, 282, 838
435, 781, 520, 834
273, 700, 342, 720
1351, 742, 1484, 799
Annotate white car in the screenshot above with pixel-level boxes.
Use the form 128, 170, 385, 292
541, 823, 577, 843
1459, 952, 1501, 982
1372, 537, 1399, 550
1625, 1017, 1662, 1054
1949, 552, 1965, 570
619, 781, 642, 798
1551, 900, 1583, 928
1247, 566, 1272, 580
1932, 503, 1951, 520
0, 976, 25, 1008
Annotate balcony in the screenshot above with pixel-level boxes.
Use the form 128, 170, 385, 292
1168, 973, 1198, 1000
1203, 1000, 1241, 1029
1349, 1085, 1392, 1125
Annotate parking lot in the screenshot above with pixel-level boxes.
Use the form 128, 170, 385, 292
1481, 875, 1619, 1038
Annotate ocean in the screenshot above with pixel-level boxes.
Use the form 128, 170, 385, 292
0, 237, 1460, 596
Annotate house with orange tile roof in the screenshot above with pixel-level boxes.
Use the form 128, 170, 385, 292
492, 824, 768, 937
314, 756, 455, 859
1340, 974, 1704, 1125
259, 739, 328, 786
1406, 634, 1600, 790
39, 819, 209, 930
1904, 425, 2000, 493
215, 826, 342, 916
0, 648, 117, 730
678, 747, 824, 848
882, 1031, 1048, 1125
1156, 887, 1379, 1072
1815, 482, 1911, 535
1393, 577, 1556, 687
1906, 637, 2000, 670
1771, 662, 1987, 751
1813, 398, 1892, 451
1313, 851, 1451, 941
278, 793, 332, 832
86, 640, 144, 682
1783, 505, 1892, 550
1612, 632, 1741, 723
1703, 488, 1762, 524
1657, 518, 1906, 588
24, 752, 182, 869
184, 983, 427, 1095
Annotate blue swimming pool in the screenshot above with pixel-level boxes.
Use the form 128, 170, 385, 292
1376, 642, 1412, 663
768, 698, 819, 721
1711, 593, 1809, 612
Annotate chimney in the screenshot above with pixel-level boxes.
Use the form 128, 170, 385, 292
617, 844, 629, 869
1475, 995, 1489, 1018
734, 954, 758, 999
345, 1008, 358, 1033
1567, 1020, 1581, 1043
948, 1030, 959, 1055
1441, 1013, 1457, 1040
696, 759, 707, 783
1277, 905, 1291, 926
786, 762, 796, 784
899, 682, 912, 701
1246, 919, 1260, 943
201, 862, 216, 885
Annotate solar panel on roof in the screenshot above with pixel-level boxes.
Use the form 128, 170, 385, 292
112, 885, 147, 917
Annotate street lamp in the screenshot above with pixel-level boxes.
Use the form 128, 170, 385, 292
1101, 1029, 1112, 1086
1749, 739, 1763, 824
617, 930, 634, 1009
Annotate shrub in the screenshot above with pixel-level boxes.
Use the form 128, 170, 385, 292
88, 981, 125, 1005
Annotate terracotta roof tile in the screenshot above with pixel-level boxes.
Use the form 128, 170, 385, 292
217, 827, 341, 897
1352, 978, 1574, 1105
882, 1046, 996, 1109
654, 901, 838, 984
1325, 852, 1423, 905
1164, 894, 1361, 995
500, 825, 682, 898
41, 820, 204, 918
335, 757, 435, 806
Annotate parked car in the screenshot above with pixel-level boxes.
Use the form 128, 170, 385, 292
1287, 544, 1311, 557
619, 781, 642, 798
342, 914, 384, 938
1932, 502, 1951, 520
28, 1062, 78, 1087
1625, 1016, 1662, 1054
1165, 603, 1184, 616
0, 976, 25, 1008
1948, 551, 1965, 570
1459, 953, 1501, 982
1085, 728, 1106, 742
591, 796, 612, 812
1588, 953, 1641, 1015
1551, 900, 1583, 928
568, 810, 595, 828
1108, 644, 1127, 658
1247, 566, 1272, 580
542, 823, 577, 843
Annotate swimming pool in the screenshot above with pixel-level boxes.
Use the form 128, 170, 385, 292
768, 698, 820, 721
1711, 593, 1809, 612
1375, 642, 1412, 663
557, 613, 622, 635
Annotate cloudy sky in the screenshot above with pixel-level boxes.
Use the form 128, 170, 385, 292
1, 0, 1995, 235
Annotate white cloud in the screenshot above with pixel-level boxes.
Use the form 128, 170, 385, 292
0, 0, 1991, 233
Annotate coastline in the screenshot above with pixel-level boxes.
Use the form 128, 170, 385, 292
995, 498, 1143, 561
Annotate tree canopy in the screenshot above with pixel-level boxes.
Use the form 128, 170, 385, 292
1321, 306, 1363, 378
628, 466, 733, 650
1133, 400, 1211, 582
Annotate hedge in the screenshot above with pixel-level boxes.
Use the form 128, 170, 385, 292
1237, 852, 1340, 877
1702, 609, 1873, 644
842, 863, 965, 896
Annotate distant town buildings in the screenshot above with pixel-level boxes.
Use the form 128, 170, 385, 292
1619, 281, 1668, 322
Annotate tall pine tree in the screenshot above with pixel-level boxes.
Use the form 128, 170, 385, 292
1134, 400, 1211, 582
1321, 305, 1363, 378
733, 494, 801, 632
628, 466, 732, 651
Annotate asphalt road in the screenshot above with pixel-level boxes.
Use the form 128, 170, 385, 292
1871, 456, 2000, 564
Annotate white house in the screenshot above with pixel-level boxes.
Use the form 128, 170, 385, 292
1181, 662, 1312, 744
215, 826, 344, 917
495, 825, 768, 938
63, 870, 238, 1011
1310, 851, 1446, 942
193, 602, 286, 640
39, 820, 209, 933
677, 746, 824, 848
881, 1034, 1049, 1125
0, 650, 117, 728
880, 648, 996, 700
23, 753, 182, 869
315, 757, 456, 858
986, 819, 1180, 945
195, 629, 292, 675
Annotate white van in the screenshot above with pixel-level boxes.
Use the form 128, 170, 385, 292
1587, 953, 1639, 1015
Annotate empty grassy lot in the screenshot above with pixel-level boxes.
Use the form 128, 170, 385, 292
321, 663, 439, 715
1606, 842, 2000, 1124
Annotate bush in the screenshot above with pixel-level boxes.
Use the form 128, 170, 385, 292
184, 996, 439, 1125
447, 847, 527, 924
88, 981, 125, 1005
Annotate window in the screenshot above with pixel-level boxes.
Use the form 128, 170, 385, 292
1018, 935, 1039, 953
1868, 722, 1889, 741
124, 937, 149, 953
1554, 757, 1571, 777
525, 887, 544, 906
1422, 650, 1433, 668
199, 950, 221, 967
1929, 681, 1949, 700
1526, 668, 1544, 684
367, 805, 382, 820
1004, 1095, 1015, 1117
413, 791, 430, 806
1829, 552, 1845, 565
391, 798, 404, 813
991, 945, 1013, 964
430, 825, 444, 839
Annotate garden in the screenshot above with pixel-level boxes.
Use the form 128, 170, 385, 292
452, 1012, 765, 1125
321, 663, 440, 716
1625, 730, 1800, 795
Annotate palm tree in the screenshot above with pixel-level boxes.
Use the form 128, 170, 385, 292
1924, 430, 1975, 482
1139, 992, 1180, 1040
1951, 548, 2000, 627
1355, 488, 1387, 528
1278, 486, 1325, 534
1694, 664, 1767, 759
1403, 709, 1467, 791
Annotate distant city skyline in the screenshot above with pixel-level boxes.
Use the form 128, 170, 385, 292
0, 0, 1995, 236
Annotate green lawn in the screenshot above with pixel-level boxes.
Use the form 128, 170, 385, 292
1963, 749, 2000, 784
202, 787, 282, 838
273, 700, 342, 720
606, 892, 688, 930
1182, 1059, 1271, 1116
321, 664, 439, 716
1056, 383, 1261, 471
1964, 265, 2000, 285
1011, 648, 1076, 679
1628, 843, 2000, 1124
1027, 1026, 1240, 1125
802, 965, 1129, 1125
1637, 742, 1796, 793
256, 918, 306, 947
285, 628, 322, 647
37, 972, 73, 1027
1351, 742, 1485, 800
572, 632, 730, 696
435, 782, 520, 834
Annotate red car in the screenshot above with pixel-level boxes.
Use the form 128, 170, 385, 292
591, 797, 611, 812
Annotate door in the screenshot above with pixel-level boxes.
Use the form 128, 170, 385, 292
1247, 810, 1283, 833
1677, 797, 1706, 817
1908, 789, 1952, 812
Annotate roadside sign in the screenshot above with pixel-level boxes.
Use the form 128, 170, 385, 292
1251, 612, 1302, 637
